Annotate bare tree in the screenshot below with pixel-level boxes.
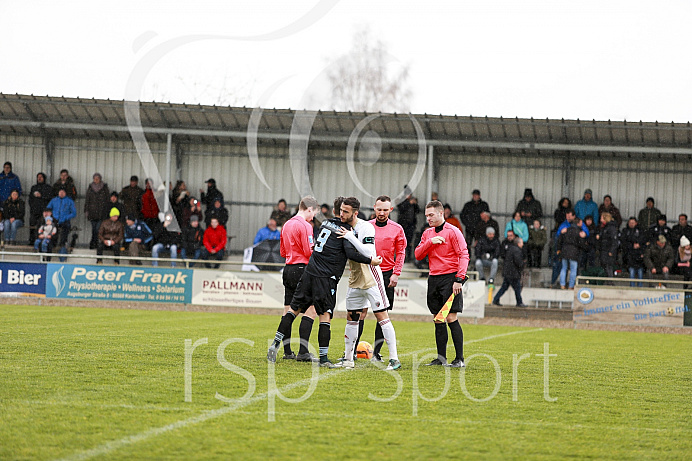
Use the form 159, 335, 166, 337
327, 26, 412, 113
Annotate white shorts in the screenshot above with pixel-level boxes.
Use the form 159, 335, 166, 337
346, 285, 390, 313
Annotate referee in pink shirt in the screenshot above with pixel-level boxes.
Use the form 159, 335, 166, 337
278, 196, 320, 361
415, 200, 470, 368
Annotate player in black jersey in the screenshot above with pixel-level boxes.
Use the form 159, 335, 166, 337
268, 196, 382, 367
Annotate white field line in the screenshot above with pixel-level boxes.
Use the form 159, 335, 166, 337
55, 328, 543, 461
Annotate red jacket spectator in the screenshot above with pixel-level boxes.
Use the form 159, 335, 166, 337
203, 223, 227, 253
141, 187, 159, 219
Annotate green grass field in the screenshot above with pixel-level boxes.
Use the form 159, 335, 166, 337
1, 304, 691, 460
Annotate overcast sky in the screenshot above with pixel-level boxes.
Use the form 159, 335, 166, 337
2, 0, 691, 122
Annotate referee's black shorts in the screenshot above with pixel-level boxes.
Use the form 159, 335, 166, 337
382, 269, 395, 310
282, 264, 306, 306
426, 272, 463, 316
290, 274, 338, 317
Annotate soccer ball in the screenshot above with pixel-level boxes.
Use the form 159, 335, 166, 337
356, 341, 374, 359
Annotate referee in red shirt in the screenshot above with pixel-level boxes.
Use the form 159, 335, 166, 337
279, 196, 320, 361
415, 200, 470, 368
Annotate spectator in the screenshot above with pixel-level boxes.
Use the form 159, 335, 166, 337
320, 203, 333, 219
598, 195, 622, 228
553, 197, 572, 232
170, 180, 189, 225
270, 199, 292, 228
140, 178, 160, 232
254, 218, 281, 244
3, 189, 25, 245
460, 189, 489, 245
120, 175, 144, 219
474, 226, 500, 284
181, 215, 204, 266
397, 193, 420, 261
515, 188, 543, 223
474, 211, 500, 246
47, 188, 77, 248
200, 178, 223, 211
647, 215, 672, 246
552, 209, 579, 286
492, 237, 527, 307
182, 196, 204, 228
638, 197, 661, 231
0, 162, 22, 203
557, 216, 587, 289
671, 214, 692, 249
34, 215, 57, 254
108, 192, 124, 221
500, 229, 516, 259
675, 236, 691, 282
644, 235, 675, 284
96, 208, 124, 265
504, 211, 529, 243
527, 219, 547, 267
598, 212, 619, 279
124, 215, 154, 264
581, 215, 598, 269
204, 197, 229, 228
574, 188, 599, 223
201, 217, 226, 268
443, 204, 462, 230
85, 173, 111, 249
152, 213, 181, 267
620, 217, 647, 287
52, 169, 77, 200
28, 172, 53, 245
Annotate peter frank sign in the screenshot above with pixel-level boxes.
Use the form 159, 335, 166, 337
46, 264, 192, 304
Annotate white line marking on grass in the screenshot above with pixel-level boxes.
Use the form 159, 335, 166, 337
56, 328, 542, 461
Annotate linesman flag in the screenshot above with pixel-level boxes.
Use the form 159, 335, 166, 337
434, 293, 455, 322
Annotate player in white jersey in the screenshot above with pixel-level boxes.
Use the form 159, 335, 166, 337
335, 197, 401, 371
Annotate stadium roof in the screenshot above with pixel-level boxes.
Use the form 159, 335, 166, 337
1, 93, 691, 157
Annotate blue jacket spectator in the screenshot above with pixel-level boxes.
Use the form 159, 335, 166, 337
47, 190, 77, 224
254, 218, 281, 244
557, 217, 589, 239
0, 162, 22, 203
574, 189, 599, 222
124, 218, 154, 245
504, 212, 529, 243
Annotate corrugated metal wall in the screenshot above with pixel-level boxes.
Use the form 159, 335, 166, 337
572, 156, 692, 221
437, 152, 565, 233
1, 133, 691, 254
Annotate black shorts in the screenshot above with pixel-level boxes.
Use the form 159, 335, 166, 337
282, 264, 306, 305
382, 269, 395, 311
290, 274, 338, 317
427, 272, 463, 316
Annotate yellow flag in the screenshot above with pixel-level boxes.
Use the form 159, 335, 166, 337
434, 293, 455, 322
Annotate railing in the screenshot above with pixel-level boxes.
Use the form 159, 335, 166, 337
576, 276, 690, 291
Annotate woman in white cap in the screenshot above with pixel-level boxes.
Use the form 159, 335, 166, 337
676, 236, 691, 282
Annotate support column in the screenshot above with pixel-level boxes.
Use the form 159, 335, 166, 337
44, 134, 55, 180
175, 140, 184, 181
165, 132, 172, 213
427, 145, 434, 204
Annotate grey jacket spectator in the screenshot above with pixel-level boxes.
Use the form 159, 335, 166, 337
644, 236, 675, 273
52, 169, 77, 200
84, 174, 110, 222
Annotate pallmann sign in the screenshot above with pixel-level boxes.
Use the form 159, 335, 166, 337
573, 287, 687, 326
191, 271, 284, 307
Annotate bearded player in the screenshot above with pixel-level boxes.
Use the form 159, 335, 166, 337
334, 197, 401, 371
268, 197, 382, 367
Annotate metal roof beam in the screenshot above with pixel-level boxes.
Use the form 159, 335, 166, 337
2, 119, 692, 155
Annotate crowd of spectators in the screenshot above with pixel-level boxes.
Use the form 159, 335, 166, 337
401, 187, 692, 288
